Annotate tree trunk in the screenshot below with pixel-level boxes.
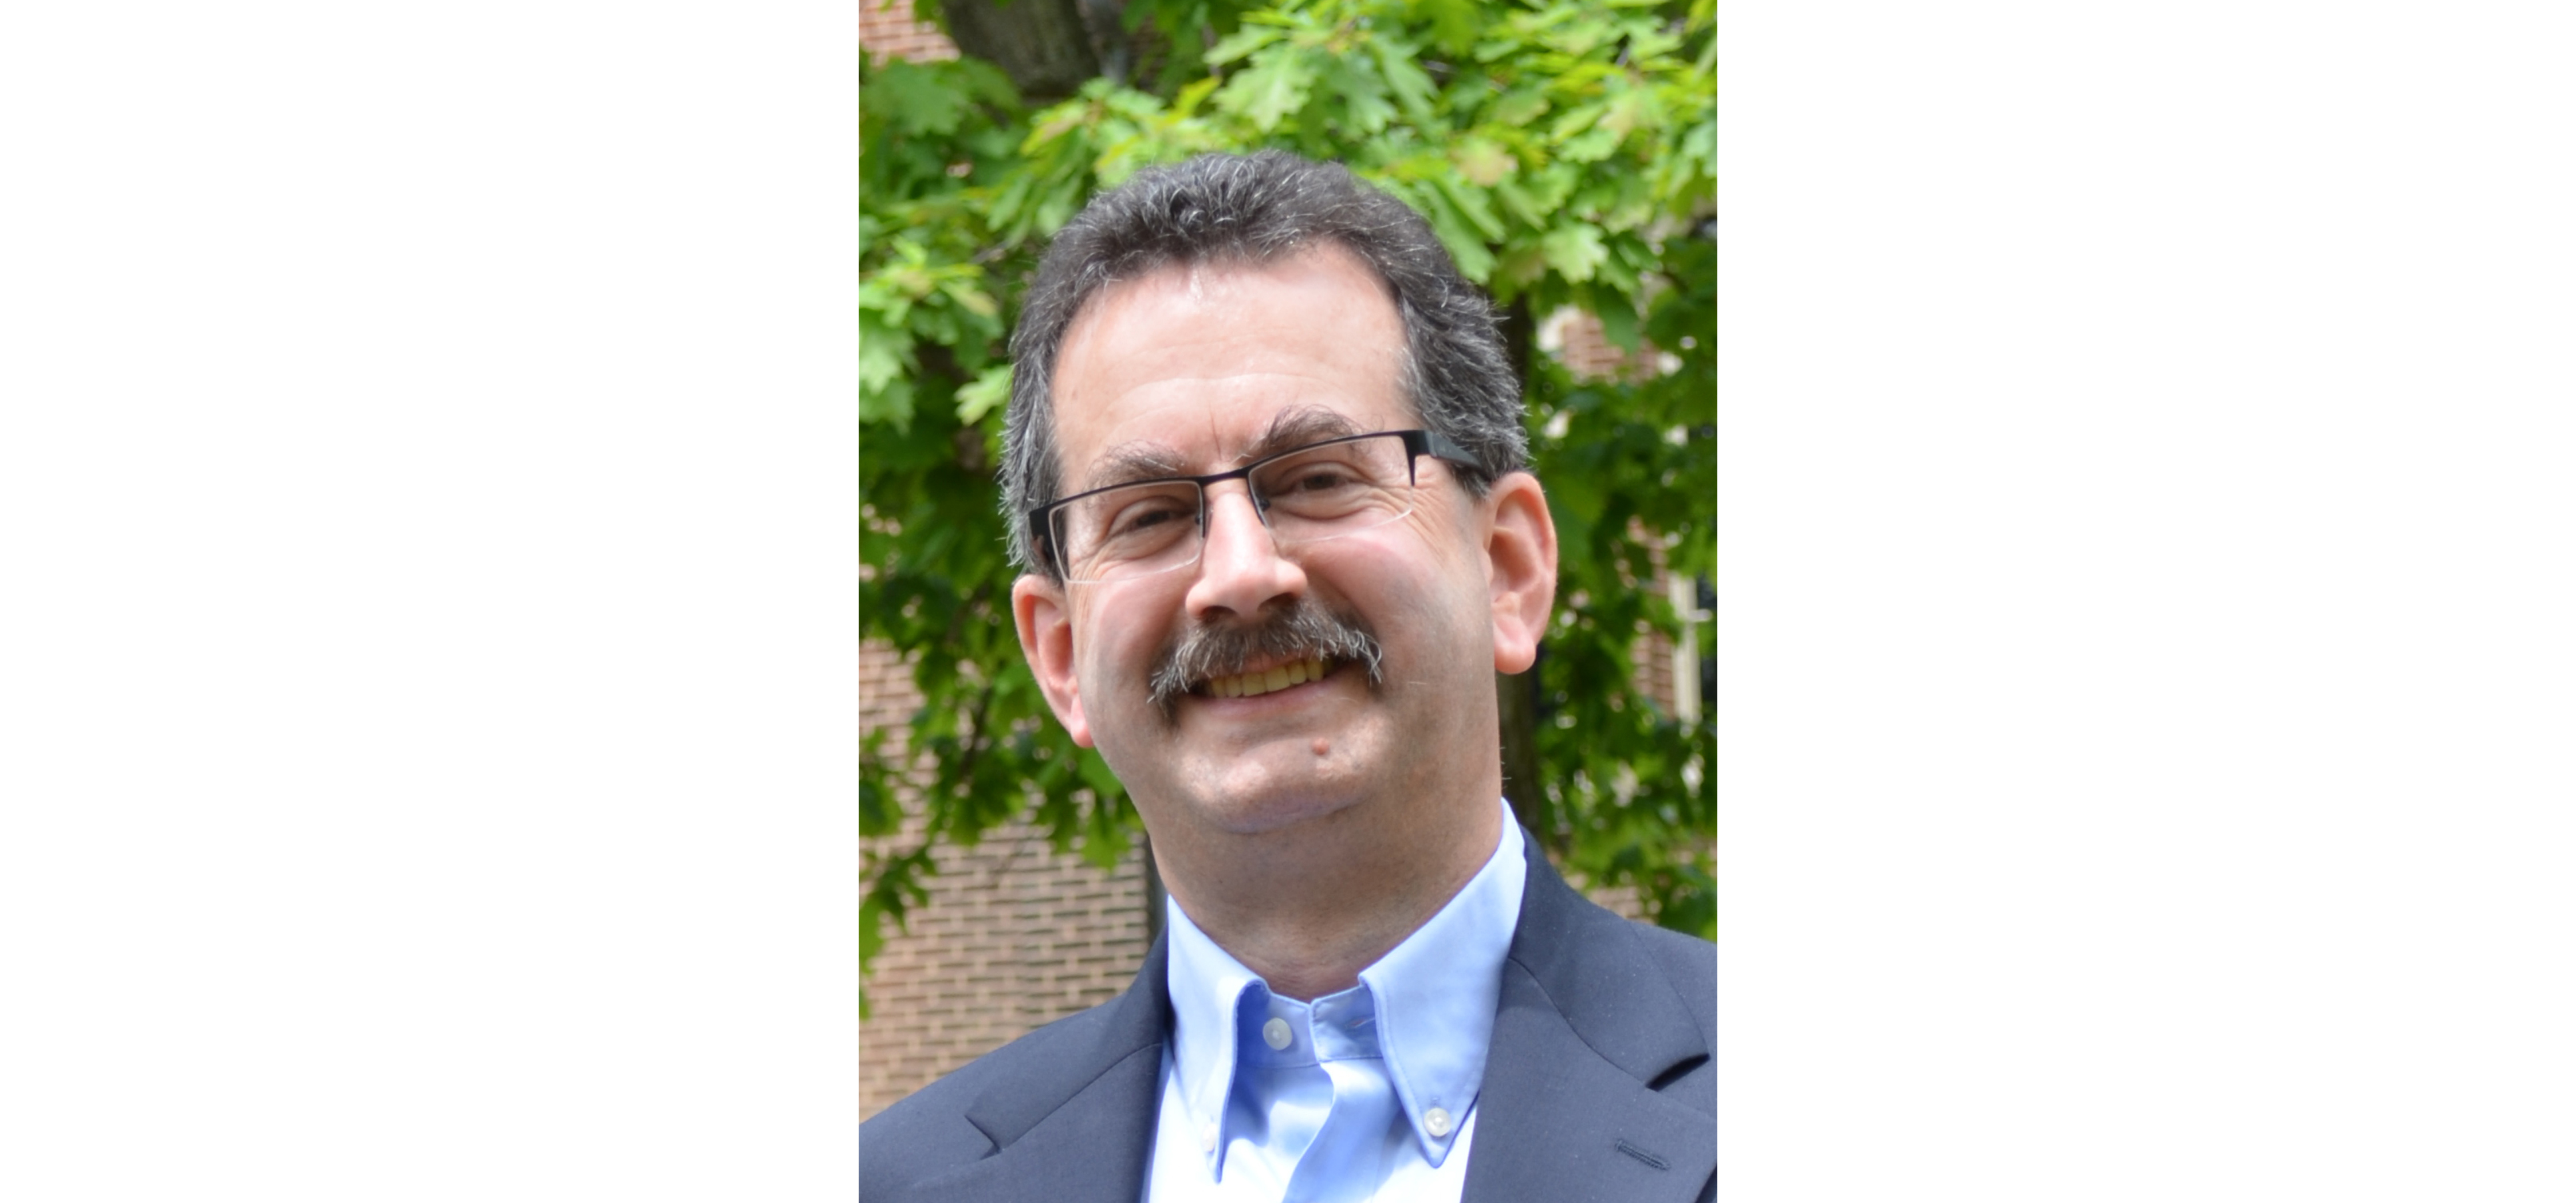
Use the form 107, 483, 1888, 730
937, 0, 1103, 105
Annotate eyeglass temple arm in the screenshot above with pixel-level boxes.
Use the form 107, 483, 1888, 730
1410, 429, 1478, 470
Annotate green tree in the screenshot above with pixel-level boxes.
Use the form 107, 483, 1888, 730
862, 0, 1713, 1011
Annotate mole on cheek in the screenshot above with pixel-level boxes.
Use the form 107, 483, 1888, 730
1311, 740, 1330, 756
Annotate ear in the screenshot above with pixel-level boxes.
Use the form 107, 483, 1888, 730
1481, 471, 1558, 675
1011, 572, 1093, 748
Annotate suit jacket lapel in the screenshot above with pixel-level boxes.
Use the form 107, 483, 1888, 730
911, 937, 1174, 1203
1462, 843, 1716, 1203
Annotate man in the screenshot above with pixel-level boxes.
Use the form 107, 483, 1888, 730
861, 151, 1713, 1202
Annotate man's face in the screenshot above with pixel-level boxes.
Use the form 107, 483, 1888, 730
1011, 246, 1513, 842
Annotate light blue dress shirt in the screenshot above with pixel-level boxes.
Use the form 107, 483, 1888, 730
1144, 799, 1527, 1203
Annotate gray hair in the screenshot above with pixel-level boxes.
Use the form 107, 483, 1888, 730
998, 150, 1528, 578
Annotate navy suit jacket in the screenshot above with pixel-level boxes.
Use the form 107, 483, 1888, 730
860, 833, 1716, 1202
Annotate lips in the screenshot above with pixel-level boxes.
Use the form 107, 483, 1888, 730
1196, 655, 1332, 699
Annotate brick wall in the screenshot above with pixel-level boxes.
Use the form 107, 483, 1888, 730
860, 0, 957, 66
1537, 306, 1682, 384
860, 640, 1155, 1121
860, 828, 1147, 1112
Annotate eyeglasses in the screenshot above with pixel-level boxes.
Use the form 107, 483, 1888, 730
1032, 429, 1478, 584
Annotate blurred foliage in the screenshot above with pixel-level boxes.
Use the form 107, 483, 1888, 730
862, 0, 1714, 1011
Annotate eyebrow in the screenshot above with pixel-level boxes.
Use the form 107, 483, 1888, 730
1080, 406, 1371, 492
1083, 442, 1193, 492
1236, 406, 1366, 465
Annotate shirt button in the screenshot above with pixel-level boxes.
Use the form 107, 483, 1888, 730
1424, 1106, 1454, 1138
1201, 1122, 1219, 1153
1261, 1017, 1292, 1050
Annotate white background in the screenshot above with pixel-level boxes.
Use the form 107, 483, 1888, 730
2, 1, 2570, 1199
1, 4, 856, 1198
1721, 1, 2576, 1197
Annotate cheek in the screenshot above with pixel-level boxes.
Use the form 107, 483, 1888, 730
1336, 560, 1484, 665
1072, 593, 1173, 691
1361, 520, 1486, 614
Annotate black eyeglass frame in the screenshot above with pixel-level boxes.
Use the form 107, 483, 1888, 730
1029, 428, 1481, 581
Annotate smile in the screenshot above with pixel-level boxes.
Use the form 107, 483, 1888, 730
1195, 655, 1334, 699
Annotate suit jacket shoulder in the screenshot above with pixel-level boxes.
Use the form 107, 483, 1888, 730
1462, 842, 1715, 1203
1630, 916, 1718, 1057
860, 938, 1171, 1203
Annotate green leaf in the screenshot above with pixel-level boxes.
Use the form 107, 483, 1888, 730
1170, 75, 1221, 119
866, 60, 969, 138
1489, 88, 1551, 128
1540, 224, 1609, 283
1497, 158, 1582, 229
1214, 49, 1316, 133
1033, 177, 1083, 237
953, 364, 1013, 426
1558, 125, 1621, 163
1405, 182, 1497, 283
1433, 177, 1507, 241
1204, 25, 1281, 67
1493, 243, 1549, 293
1548, 101, 1608, 143
1407, 0, 1482, 56
938, 277, 998, 319
1598, 84, 1660, 139
1452, 138, 1515, 187
1324, 56, 1397, 136
1494, 179, 1551, 229
1554, 18, 1614, 57
859, 317, 910, 396
860, 375, 915, 433
1595, 297, 1640, 352
1370, 40, 1438, 126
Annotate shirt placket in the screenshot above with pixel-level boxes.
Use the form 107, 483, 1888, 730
1275, 987, 1398, 1203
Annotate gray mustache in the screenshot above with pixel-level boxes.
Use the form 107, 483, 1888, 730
1147, 602, 1385, 718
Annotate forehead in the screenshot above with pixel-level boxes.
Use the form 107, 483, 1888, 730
1049, 243, 1411, 488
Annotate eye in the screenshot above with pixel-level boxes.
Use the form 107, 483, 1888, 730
1260, 448, 1374, 495
1104, 494, 1193, 537
1280, 466, 1359, 494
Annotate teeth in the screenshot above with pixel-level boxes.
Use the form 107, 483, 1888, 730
1204, 657, 1331, 698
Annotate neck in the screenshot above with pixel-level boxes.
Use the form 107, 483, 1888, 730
1153, 783, 1503, 1001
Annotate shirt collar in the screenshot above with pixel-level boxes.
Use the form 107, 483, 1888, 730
1164, 799, 1528, 1171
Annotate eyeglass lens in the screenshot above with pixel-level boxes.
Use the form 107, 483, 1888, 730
1052, 434, 1420, 583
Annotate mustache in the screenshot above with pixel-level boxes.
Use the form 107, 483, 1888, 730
1146, 600, 1386, 718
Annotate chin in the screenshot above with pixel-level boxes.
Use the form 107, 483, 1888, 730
1197, 785, 1366, 836
1150, 740, 1376, 836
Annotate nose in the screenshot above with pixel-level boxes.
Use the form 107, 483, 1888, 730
1183, 482, 1307, 622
